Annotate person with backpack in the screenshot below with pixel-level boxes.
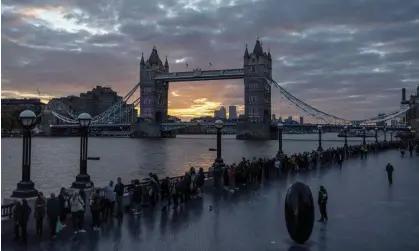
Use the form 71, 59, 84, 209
70, 191, 86, 234
195, 168, 206, 198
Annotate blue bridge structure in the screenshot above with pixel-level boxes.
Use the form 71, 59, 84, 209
40, 39, 415, 138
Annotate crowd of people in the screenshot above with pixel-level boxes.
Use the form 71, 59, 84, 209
9, 140, 413, 245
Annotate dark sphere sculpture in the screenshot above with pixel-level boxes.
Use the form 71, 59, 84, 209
284, 181, 315, 244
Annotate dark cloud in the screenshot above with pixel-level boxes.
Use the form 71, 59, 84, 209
2, 0, 419, 120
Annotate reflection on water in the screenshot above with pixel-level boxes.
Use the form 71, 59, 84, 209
2, 134, 382, 199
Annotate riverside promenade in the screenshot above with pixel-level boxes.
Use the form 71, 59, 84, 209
2, 150, 419, 251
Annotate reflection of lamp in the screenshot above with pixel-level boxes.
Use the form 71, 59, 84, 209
343, 126, 348, 159
317, 125, 323, 152
277, 123, 284, 155
362, 127, 366, 145
213, 120, 224, 188
72, 113, 94, 189
12, 110, 39, 198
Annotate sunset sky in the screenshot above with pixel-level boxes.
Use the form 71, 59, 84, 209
2, 0, 419, 121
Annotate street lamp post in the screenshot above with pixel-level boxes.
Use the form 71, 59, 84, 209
317, 125, 323, 152
11, 110, 39, 198
390, 131, 393, 142
213, 120, 224, 188
362, 127, 366, 146
374, 127, 378, 143
343, 125, 348, 160
383, 127, 387, 143
72, 113, 94, 189
277, 123, 284, 156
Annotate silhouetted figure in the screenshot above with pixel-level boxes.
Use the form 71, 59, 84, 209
13, 201, 22, 241
20, 199, 31, 244
34, 192, 46, 236
386, 163, 394, 185
409, 142, 414, 157
47, 193, 60, 238
114, 177, 125, 217
317, 186, 328, 222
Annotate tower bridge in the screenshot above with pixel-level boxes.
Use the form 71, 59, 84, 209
45, 39, 415, 139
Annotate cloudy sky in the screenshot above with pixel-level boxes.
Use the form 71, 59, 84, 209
2, 0, 419, 121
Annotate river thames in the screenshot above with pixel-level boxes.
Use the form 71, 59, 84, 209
1, 134, 383, 200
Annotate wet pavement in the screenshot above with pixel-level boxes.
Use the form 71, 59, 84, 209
2, 150, 419, 251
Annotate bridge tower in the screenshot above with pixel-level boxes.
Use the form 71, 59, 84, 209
139, 46, 169, 123
237, 39, 273, 140
243, 39, 272, 123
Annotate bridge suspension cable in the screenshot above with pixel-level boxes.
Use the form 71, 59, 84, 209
267, 78, 413, 124
49, 82, 142, 125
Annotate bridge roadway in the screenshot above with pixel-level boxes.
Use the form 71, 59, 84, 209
2, 150, 418, 251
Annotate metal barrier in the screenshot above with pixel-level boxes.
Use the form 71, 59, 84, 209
1, 203, 15, 219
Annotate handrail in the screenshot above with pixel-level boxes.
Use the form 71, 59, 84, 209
1, 203, 15, 219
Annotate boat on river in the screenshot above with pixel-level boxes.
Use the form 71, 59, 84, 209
87, 157, 100, 160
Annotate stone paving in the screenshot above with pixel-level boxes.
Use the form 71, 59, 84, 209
2, 150, 419, 251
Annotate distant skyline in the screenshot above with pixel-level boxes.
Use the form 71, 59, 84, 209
2, 0, 419, 121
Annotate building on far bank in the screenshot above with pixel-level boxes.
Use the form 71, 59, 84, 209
228, 106, 237, 119
48, 86, 136, 124
299, 116, 304, 125
390, 119, 397, 127
376, 113, 386, 127
1, 98, 45, 129
214, 106, 227, 119
1, 98, 44, 116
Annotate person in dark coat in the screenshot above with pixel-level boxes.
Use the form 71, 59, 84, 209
160, 177, 170, 211
90, 189, 102, 230
58, 187, 69, 228
34, 192, 46, 236
47, 193, 60, 238
132, 180, 143, 214
114, 177, 125, 217
13, 201, 22, 241
386, 163, 394, 185
20, 199, 31, 244
317, 186, 328, 222
195, 168, 206, 198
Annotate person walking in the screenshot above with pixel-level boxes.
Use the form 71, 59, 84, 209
317, 186, 328, 222
34, 192, 46, 237
386, 163, 394, 185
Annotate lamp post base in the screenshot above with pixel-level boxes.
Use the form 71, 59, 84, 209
71, 174, 94, 189
11, 181, 38, 198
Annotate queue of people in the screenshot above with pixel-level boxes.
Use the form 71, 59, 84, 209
9, 140, 408, 245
